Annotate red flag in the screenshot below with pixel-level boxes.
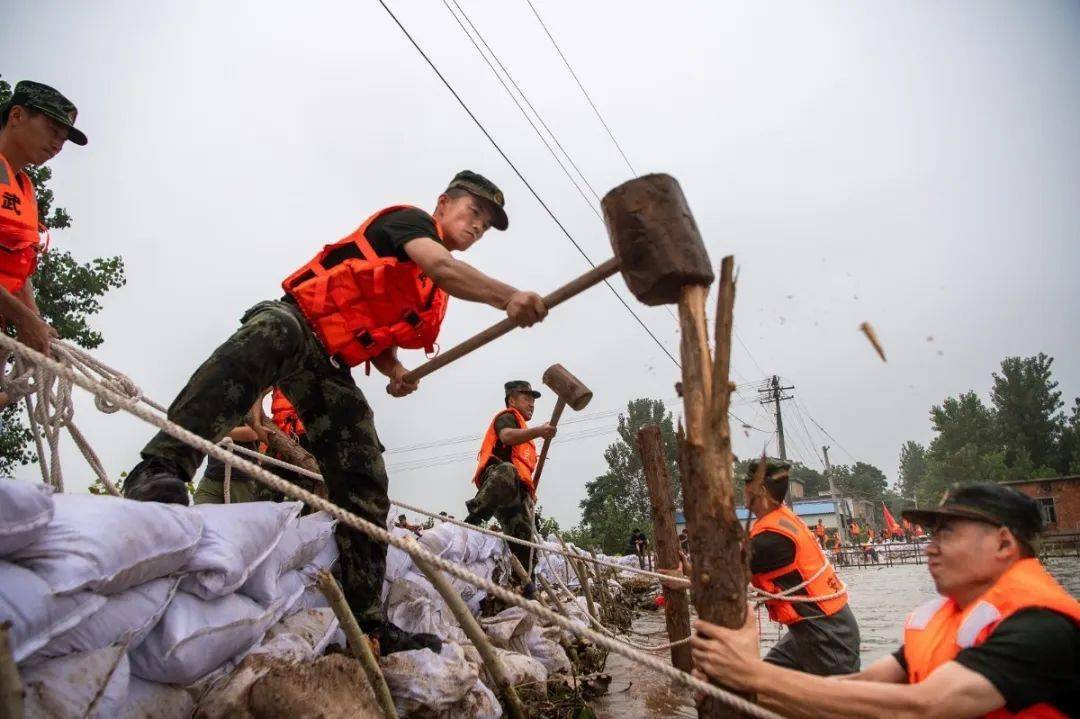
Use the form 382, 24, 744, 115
882, 502, 901, 535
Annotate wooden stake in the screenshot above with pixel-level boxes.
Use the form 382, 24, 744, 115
315, 571, 398, 719
636, 425, 693, 671
556, 535, 598, 624
408, 541, 527, 719
677, 257, 751, 718
587, 550, 614, 621
509, 552, 549, 608
0, 622, 24, 719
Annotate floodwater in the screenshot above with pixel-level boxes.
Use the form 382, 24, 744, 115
592, 557, 1080, 718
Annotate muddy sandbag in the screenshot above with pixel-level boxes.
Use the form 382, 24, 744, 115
526, 623, 572, 675
10, 493, 204, 594
383, 576, 465, 644
480, 606, 534, 650
263, 607, 341, 656
380, 642, 478, 716
241, 511, 335, 603
1, 560, 105, 662
23, 645, 129, 719
118, 677, 196, 719
129, 590, 279, 684
0, 480, 53, 556
181, 501, 302, 600
248, 653, 382, 719
31, 577, 180, 661
493, 647, 548, 689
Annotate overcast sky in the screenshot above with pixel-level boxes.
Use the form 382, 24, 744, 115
5, 1, 1078, 528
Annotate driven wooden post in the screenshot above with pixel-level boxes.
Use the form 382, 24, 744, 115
0, 622, 23, 719
637, 425, 693, 671
315, 571, 398, 719
556, 535, 598, 623
407, 541, 526, 719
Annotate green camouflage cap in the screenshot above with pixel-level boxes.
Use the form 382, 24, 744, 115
448, 170, 508, 231
1, 81, 87, 146
903, 483, 1043, 541
504, 380, 541, 399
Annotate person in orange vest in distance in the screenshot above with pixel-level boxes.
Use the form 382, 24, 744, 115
814, 518, 827, 547
121, 171, 549, 655
0, 81, 87, 384
849, 519, 861, 542
464, 380, 555, 599
689, 483, 1080, 718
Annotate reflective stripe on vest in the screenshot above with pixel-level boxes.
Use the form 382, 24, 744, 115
903, 558, 1080, 718
270, 388, 304, 437
749, 504, 848, 624
472, 407, 538, 498
0, 154, 44, 294
282, 205, 450, 367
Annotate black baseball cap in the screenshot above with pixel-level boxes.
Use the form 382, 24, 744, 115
504, 380, 541, 399
1, 81, 87, 146
447, 170, 508, 231
903, 483, 1043, 541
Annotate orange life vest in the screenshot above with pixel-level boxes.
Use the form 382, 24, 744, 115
814, 523, 826, 538
750, 504, 848, 624
0, 153, 45, 294
270, 388, 305, 437
472, 408, 538, 499
903, 558, 1080, 718
282, 205, 449, 367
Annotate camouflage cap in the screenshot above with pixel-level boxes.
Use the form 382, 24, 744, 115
447, 170, 508, 231
504, 380, 541, 399
745, 458, 791, 482
0, 81, 87, 146
903, 482, 1043, 541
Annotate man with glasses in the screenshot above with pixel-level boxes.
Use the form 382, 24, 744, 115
688, 482, 1079, 718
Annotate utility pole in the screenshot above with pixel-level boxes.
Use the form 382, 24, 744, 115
822, 445, 846, 543
758, 375, 794, 460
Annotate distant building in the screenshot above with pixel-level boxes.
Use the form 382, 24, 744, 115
675, 497, 855, 534
788, 476, 805, 500
1001, 475, 1080, 536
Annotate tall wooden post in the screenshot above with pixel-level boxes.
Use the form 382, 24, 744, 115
636, 425, 693, 671
678, 256, 750, 718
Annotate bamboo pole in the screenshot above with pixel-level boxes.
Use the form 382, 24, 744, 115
315, 571, 398, 719
0, 622, 23, 719
408, 542, 527, 719
637, 425, 693, 671
509, 553, 549, 608
556, 535, 598, 623
587, 550, 614, 621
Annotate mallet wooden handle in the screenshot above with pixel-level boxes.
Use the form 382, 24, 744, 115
531, 397, 566, 490
399, 256, 620, 386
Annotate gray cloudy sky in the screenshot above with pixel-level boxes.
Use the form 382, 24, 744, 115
5, 1, 1079, 528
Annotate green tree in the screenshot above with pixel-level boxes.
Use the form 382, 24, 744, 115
990, 353, 1063, 473
831, 461, 888, 503
897, 441, 928, 501
577, 398, 680, 554
732, 458, 823, 503
0, 78, 127, 477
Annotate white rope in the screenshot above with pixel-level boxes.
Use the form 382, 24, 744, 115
746, 556, 849, 603
0, 333, 784, 719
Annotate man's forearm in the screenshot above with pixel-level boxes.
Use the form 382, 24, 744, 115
429, 257, 517, 308
17, 279, 41, 316
499, 427, 540, 445
0, 285, 35, 324
370, 347, 401, 377
744, 661, 926, 719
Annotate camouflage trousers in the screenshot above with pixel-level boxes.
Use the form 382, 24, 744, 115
141, 300, 390, 623
192, 476, 273, 505
467, 462, 536, 579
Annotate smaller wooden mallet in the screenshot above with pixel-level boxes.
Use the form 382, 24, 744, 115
531, 363, 593, 490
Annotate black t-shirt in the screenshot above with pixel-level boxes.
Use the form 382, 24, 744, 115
892, 608, 1079, 715
490, 411, 523, 464
323, 207, 439, 267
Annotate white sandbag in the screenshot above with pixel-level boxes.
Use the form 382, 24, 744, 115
383, 576, 466, 645
294, 584, 330, 611
10, 493, 204, 595
181, 501, 302, 600
117, 678, 195, 719
380, 642, 478, 716
480, 606, 534, 650
493, 647, 548, 689
129, 591, 279, 685
0, 480, 53, 556
23, 645, 129, 719
298, 532, 339, 579
262, 607, 341, 658
0, 560, 105, 663
240, 510, 336, 603
30, 577, 180, 662
450, 679, 501, 719
526, 624, 572, 675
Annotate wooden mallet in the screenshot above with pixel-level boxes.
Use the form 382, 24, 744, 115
389, 174, 713, 392
531, 363, 592, 490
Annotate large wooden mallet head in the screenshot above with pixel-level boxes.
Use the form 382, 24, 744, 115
602, 173, 714, 305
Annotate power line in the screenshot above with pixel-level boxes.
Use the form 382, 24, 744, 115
372, 0, 681, 369
794, 396, 858, 463
523, 0, 637, 176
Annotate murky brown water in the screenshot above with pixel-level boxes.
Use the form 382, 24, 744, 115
593, 558, 1080, 718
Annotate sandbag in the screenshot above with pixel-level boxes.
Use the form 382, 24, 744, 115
129, 590, 280, 684
0, 560, 105, 663
380, 642, 478, 716
263, 607, 341, 658
10, 492, 204, 595
30, 577, 180, 662
241, 511, 335, 603
118, 678, 196, 719
480, 606, 534, 650
22, 645, 130, 719
526, 623, 572, 675
298, 531, 339, 580
181, 501, 302, 599
0, 480, 53, 556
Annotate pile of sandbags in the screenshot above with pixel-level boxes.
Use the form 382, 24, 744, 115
0, 480, 340, 717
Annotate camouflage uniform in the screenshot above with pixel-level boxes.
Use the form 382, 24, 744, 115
139, 299, 389, 623
467, 460, 536, 575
